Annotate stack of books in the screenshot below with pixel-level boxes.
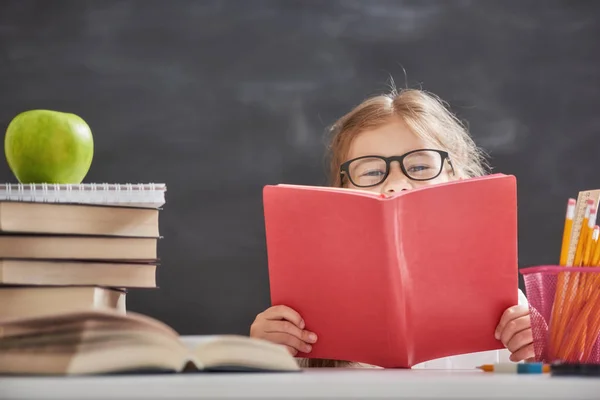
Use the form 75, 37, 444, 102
0, 182, 166, 321
0, 182, 301, 376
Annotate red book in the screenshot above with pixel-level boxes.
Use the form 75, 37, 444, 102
262, 174, 518, 368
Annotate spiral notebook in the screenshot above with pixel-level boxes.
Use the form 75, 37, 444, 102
0, 183, 166, 208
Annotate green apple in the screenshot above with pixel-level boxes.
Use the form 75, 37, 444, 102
4, 110, 94, 184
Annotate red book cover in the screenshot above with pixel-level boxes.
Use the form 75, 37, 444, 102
263, 174, 518, 368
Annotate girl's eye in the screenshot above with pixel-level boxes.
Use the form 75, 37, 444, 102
407, 165, 431, 173
361, 169, 385, 177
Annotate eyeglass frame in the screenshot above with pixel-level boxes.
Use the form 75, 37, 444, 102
339, 148, 455, 188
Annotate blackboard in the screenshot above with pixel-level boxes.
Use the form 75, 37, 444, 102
1, 0, 599, 335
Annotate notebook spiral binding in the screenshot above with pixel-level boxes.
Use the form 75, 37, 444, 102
0, 183, 166, 208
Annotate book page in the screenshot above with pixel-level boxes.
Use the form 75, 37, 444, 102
274, 184, 383, 198
191, 335, 300, 371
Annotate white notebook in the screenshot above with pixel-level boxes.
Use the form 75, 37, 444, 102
0, 183, 166, 208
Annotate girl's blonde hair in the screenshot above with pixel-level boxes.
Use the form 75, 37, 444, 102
327, 88, 489, 187
304, 88, 489, 369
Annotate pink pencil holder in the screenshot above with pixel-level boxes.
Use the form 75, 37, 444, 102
520, 266, 600, 364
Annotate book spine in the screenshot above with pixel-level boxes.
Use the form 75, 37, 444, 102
381, 199, 411, 367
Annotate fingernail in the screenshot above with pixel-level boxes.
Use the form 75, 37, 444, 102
299, 319, 305, 329
304, 344, 312, 353
308, 333, 317, 342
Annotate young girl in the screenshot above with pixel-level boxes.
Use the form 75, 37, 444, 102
250, 87, 533, 368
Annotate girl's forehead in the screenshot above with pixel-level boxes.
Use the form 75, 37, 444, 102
346, 119, 434, 160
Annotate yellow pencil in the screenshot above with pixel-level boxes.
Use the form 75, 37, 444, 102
575, 208, 595, 357
579, 207, 597, 308
567, 206, 596, 359
573, 200, 593, 266
560, 198, 577, 266
550, 198, 582, 355
591, 226, 600, 266
583, 207, 597, 266
553, 200, 594, 354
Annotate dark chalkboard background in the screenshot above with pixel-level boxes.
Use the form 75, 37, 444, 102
0, 0, 599, 335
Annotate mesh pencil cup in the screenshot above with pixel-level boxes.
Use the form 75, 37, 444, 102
520, 266, 600, 364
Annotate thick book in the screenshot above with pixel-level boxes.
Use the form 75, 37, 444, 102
263, 173, 518, 368
0, 259, 157, 288
0, 235, 157, 260
0, 310, 300, 375
0, 201, 159, 237
0, 286, 126, 320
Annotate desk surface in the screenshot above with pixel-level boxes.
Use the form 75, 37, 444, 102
1, 369, 599, 400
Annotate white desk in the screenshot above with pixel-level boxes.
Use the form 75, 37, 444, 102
1, 369, 599, 400
1, 336, 599, 399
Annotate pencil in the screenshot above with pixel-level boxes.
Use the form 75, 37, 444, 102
552, 194, 600, 363
582, 207, 597, 266
551, 201, 594, 356
560, 198, 577, 266
573, 207, 597, 356
591, 226, 600, 266
583, 299, 600, 360
560, 289, 599, 361
477, 363, 550, 374
562, 220, 600, 361
573, 201, 593, 267
550, 198, 582, 357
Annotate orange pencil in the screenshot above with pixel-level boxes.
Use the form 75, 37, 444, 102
578, 208, 596, 309
550, 198, 585, 356
560, 198, 577, 266
552, 201, 594, 355
565, 207, 597, 360
582, 296, 600, 360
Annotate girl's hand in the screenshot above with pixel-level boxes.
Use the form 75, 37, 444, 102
250, 305, 318, 356
494, 305, 535, 362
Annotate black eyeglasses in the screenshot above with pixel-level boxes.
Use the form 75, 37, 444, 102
339, 149, 454, 188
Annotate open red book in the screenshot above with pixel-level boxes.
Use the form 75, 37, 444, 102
263, 174, 518, 368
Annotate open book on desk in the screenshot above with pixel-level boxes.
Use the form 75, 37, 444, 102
263, 173, 518, 368
0, 310, 300, 375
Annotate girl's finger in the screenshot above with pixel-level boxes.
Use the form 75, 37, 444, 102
509, 343, 535, 362
499, 315, 531, 346
264, 320, 318, 343
506, 328, 533, 353
266, 332, 313, 354
495, 305, 529, 339
261, 305, 305, 328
